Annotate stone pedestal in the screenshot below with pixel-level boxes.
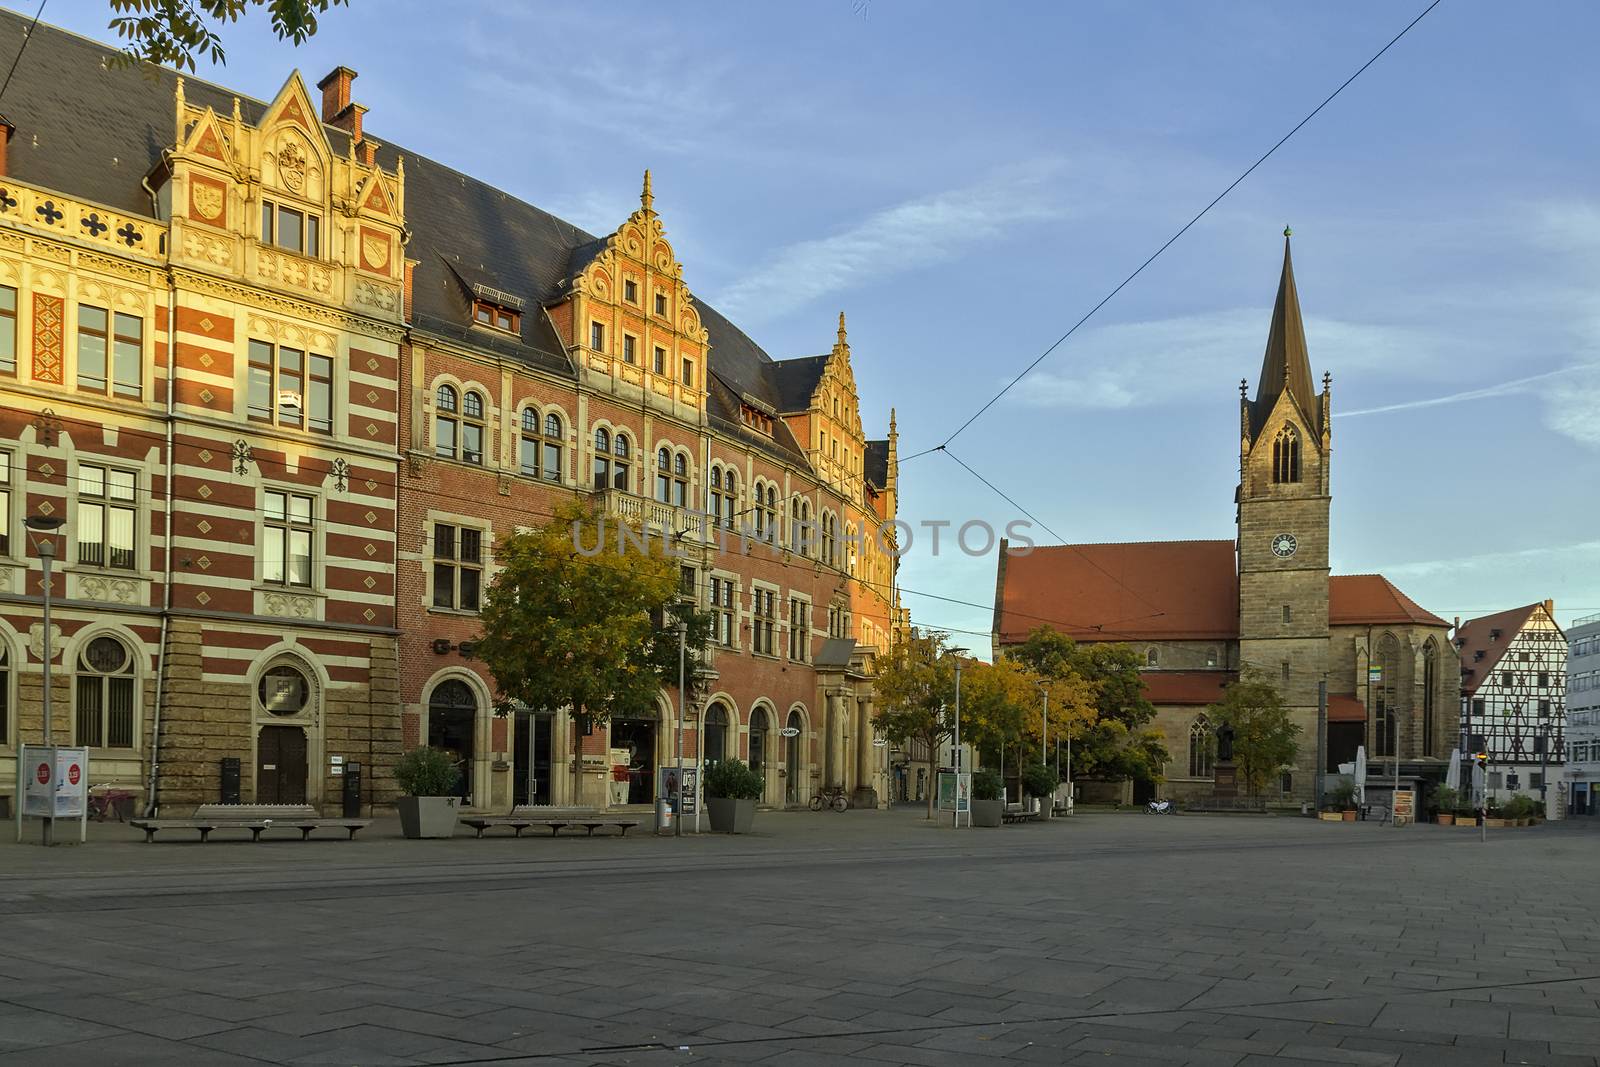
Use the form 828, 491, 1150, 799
1213, 762, 1238, 799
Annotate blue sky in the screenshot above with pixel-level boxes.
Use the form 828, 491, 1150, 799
39, 0, 1600, 643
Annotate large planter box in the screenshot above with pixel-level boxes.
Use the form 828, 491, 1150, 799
1317, 811, 1344, 822
1436, 814, 1454, 825
706, 797, 756, 834
971, 799, 1003, 828
1341, 810, 1357, 822
398, 795, 459, 839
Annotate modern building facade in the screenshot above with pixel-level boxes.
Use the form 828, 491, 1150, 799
1456, 600, 1568, 805
991, 237, 1456, 806
0, 13, 901, 815
1564, 611, 1600, 816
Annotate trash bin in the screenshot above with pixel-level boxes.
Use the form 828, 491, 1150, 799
656, 797, 674, 835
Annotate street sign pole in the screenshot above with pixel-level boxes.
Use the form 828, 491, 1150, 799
39, 538, 56, 848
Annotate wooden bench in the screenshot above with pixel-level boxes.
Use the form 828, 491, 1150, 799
1002, 807, 1040, 824
459, 815, 640, 839
130, 804, 370, 843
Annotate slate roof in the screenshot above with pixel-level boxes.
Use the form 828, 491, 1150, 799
1251, 236, 1321, 439
769, 355, 829, 413
864, 439, 889, 491
0, 10, 817, 465
1455, 603, 1543, 697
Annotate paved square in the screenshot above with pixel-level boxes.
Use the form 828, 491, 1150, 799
3, 812, 1599, 1065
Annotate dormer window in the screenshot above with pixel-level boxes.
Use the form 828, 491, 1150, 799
261, 199, 320, 256
472, 299, 519, 334
739, 404, 774, 435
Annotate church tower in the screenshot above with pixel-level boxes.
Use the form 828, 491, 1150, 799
1237, 232, 1331, 788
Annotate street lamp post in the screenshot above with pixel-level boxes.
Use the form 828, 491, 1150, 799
26, 516, 65, 847
676, 620, 686, 838
949, 648, 968, 828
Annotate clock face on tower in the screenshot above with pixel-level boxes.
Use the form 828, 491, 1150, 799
1271, 533, 1298, 558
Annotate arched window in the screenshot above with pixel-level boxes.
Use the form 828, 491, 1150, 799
1188, 714, 1213, 778
76, 634, 135, 748
460, 390, 486, 465
258, 661, 311, 716
1422, 638, 1438, 756
710, 467, 738, 529
427, 679, 476, 801
790, 496, 812, 556
1374, 633, 1400, 757
434, 384, 458, 459
1146, 647, 1159, 668
704, 703, 729, 767
785, 709, 804, 805
821, 512, 837, 567
517, 409, 561, 481
656, 448, 688, 506
0, 645, 9, 745
1272, 424, 1300, 484
612, 433, 631, 491
592, 427, 611, 490
749, 706, 770, 778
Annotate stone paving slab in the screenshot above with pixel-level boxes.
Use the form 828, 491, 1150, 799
3, 811, 1600, 1064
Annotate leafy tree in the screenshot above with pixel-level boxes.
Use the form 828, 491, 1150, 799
473, 499, 707, 807
1007, 626, 1168, 784
108, 0, 349, 70
1207, 666, 1300, 798
872, 630, 959, 820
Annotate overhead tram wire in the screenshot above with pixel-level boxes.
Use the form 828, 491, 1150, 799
898, 0, 1446, 466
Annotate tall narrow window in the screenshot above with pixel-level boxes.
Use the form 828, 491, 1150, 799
461, 391, 485, 465
277, 346, 304, 427
623, 334, 637, 364
821, 513, 837, 567
433, 523, 483, 611
593, 429, 630, 491
760, 485, 778, 542
1422, 639, 1437, 756
704, 704, 729, 767
752, 588, 776, 655
623, 279, 638, 304
654, 291, 667, 316
612, 433, 632, 490
112, 313, 142, 399
592, 427, 612, 490
1189, 715, 1214, 778
681, 357, 694, 387
434, 384, 458, 458
656, 448, 687, 505
76, 305, 109, 394
590, 321, 606, 352
790, 497, 812, 556
542, 413, 563, 481
522, 410, 562, 480
653, 346, 666, 374
263, 490, 314, 587
0, 645, 8, 743
248, 340, 275, 422
0, 284, 16, 375
307, 354, 333, 434
75, 635, 135, 749
1272, 424, 1301, 484
0, 450, 10, 557
788, 597, 809, 662
1374, 634, 1400, 757
78, 465, 137, 570
710, 467, 738, 529
709, 576, 735, 646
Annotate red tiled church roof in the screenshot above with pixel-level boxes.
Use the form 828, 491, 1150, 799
1142, 671, 1236, 706
994, 541, 1238, 644
1328, 575, 1449, 628
1327, 694, 1367, 722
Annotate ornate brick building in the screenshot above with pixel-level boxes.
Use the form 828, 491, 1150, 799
991, 237, 1456, 805
0, 14, 900, 814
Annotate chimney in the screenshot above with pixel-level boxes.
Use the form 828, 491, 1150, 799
316, 66, 367, 141
1544, 598, 1555, 619
359, 138, 379, 167
0, 114, 14, 178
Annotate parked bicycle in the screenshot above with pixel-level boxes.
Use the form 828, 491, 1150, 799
809, 785, 851, 812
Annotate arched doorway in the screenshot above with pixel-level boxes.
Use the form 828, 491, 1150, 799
427, 679, 477, 802
785, 709, 804, 805
749, 706, 770, 801
255, 659, 312, 804
704, 703, 730, 768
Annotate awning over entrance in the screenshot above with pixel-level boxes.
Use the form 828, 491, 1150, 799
1327, 695, 1367, 722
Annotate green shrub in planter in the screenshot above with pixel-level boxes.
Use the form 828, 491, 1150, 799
1328, 779, 1356, 811
972, 769, 1003, 802
704, 758, 763, 800
1434, 786, 1459, 814
1021, 762, 1060, 799
394, 746, 460, 797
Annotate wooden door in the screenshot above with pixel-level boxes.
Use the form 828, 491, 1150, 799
257, 725, 307, 804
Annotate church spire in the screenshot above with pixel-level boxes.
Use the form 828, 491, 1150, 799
1250, 228, 1318, 436
837, 310, 847, 347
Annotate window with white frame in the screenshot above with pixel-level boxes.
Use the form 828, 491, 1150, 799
0, 284, 15, 375
249, 340, 332, 432
78, 464, 137, 570
592, 427, 631, 491
78, 305, 143, 399
709, 575, 736, 647
656, 448, 688, 506
519, 409, 562, 481
75, 634, 135, 748
752, 587, 776, 655
263, 489, 314, 587
261, 198, 320, 256
788, 597, 809, 662
433, 523, 483, 611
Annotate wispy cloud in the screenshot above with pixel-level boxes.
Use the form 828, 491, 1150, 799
711, 161, 1073, 323
1380, 540, 1600, 581
1012, 310, 1429, 411
1337, 363, 1600, 419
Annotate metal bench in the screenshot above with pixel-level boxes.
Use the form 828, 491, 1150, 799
459, 815, 640, 839
1002, 807, 1040, 824
130, 804, 370, 843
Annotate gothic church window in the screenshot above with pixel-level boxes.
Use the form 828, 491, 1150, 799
1272, 424, 1300, 484
1189, 715, 1214, 778
1374, 634, 1400, 757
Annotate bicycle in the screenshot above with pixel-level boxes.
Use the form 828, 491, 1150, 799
809, 785, 850, 812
